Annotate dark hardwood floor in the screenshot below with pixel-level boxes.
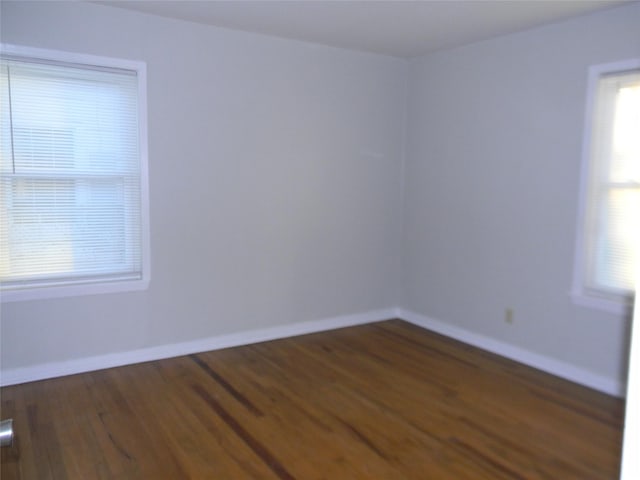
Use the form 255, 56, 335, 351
0, 319, 625, 479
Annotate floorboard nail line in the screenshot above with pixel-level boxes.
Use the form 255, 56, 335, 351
527, 388, 620, 428
189, 354, 264, 417
370, 325, 481, 370
98, 412, 134, 462
191, 384, 296, 480
456, 417, 532, 457
335, 417, 388, 460
449, 437, 527, 480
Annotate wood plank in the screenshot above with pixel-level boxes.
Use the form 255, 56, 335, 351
0, 320, 624, 479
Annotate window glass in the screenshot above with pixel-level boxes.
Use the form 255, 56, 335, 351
0, 46, 148, 300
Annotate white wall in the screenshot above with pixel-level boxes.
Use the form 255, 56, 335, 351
0, 1, 406, 370
403, 3, 640, 385
1, 0, 639, 393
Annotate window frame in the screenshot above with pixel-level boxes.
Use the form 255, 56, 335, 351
571, 58, 640, 315
0, 44, 150, 302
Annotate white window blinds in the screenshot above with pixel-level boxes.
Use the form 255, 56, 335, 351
1, 54, 145, 293
582, 68, 640, 301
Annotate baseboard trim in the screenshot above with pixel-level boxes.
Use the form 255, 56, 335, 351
2, 307, 625, 396
397, 308, 625, 397
0, 308, 395, 387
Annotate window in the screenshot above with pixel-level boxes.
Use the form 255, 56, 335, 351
0, 45, 149, 301
573, 59, 639, 313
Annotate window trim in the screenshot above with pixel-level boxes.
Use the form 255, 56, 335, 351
571, 58, 639, 315
0, 44, 150, 302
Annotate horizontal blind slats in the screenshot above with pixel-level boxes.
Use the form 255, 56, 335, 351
585, 69, 640, 297
0, 56, 143, 288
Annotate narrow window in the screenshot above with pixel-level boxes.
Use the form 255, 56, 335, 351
0, 45, 149, 301
574, 60, 639, 312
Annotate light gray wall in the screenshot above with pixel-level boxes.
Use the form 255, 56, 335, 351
2, 0, 638, 389
0, 1, 406, 369
403, 3, 640, 382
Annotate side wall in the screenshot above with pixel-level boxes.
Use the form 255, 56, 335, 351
403, 3, 640, 391
3, 1, 639, 394
0, 1, 406, 373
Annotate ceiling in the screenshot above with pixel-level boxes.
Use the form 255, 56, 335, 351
97, 0, 633, 57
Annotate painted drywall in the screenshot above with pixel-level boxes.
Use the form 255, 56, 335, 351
1, 0, 638, 393
0, 1, 406, 369
403, 2, 640, 383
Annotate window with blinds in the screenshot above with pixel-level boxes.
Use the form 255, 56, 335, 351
574, 60, 639, 311
0, 45, 149, 301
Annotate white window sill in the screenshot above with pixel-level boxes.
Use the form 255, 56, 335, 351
1, 278, 149, 303
570, 290, 634, 317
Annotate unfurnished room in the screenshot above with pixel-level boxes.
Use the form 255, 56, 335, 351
0, 1, 639, 478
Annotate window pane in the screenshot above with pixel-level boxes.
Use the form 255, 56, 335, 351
610, 84, 640, 183
582, 66, 640, 301
0, 54, 144, 292
1, 176, 139, 283
7, 62, 139, 176
593, 187, 639, 293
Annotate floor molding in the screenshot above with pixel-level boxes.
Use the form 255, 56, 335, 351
397, 308, 625, 397
0, 308, 395, 387
1, 307, 625, 396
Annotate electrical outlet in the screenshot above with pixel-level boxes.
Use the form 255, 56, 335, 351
505, 308, 514, 324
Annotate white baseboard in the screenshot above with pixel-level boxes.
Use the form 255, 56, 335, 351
1, 306, 625, 397
0, 308, 396, 387
397, 308, 625, 397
